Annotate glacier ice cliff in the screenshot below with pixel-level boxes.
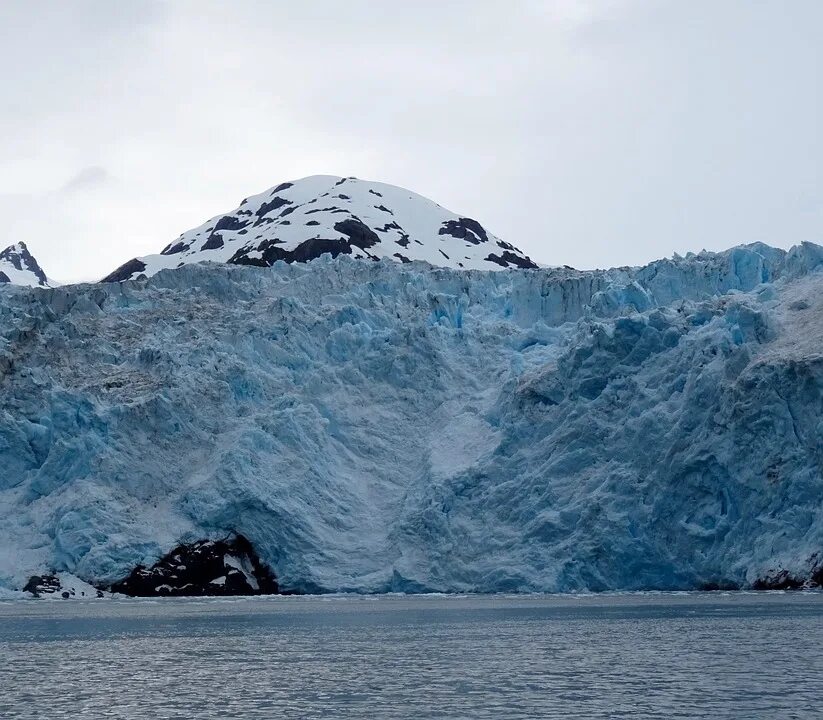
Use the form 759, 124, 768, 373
0, 242, 822, 593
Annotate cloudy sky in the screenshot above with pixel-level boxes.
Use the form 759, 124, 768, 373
1, 1, 821, 283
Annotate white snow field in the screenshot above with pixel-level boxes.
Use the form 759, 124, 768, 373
102, 175, 537, 282
0, 241, 821, 593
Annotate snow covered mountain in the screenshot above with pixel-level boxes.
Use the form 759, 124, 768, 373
102, 175, 537, 282
1, 241, 822, 596
0, 242, 50, 287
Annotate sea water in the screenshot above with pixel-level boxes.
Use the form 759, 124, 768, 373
0, 593, 821, 719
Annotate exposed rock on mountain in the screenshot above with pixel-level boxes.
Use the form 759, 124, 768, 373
0, 242, 50, 287
102, 175, 537, 281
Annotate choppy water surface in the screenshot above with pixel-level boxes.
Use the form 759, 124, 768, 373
1, 592, 821, 719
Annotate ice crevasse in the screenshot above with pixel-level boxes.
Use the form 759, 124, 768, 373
0, 241, 821, 594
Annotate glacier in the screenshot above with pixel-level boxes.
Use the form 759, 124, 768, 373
0, 241, 822, 594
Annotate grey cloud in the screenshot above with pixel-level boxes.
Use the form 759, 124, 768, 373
60, 166, 112, 193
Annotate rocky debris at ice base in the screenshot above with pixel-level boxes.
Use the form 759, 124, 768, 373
102, 175, 537, 281
23, 573, 107, 599
0, 241, 821, 594
110, 535, 279, 596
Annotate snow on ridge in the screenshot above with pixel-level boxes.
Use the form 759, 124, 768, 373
0, 241, 51, 288
102, 175, 538, 282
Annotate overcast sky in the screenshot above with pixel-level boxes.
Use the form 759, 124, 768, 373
1, 1, 821, 283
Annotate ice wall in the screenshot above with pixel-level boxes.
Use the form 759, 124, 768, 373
0, 243, 821, 592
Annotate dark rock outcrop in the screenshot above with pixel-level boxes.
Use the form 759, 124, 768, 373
101, 258, 148, 283
439, 217, 489, 244
229, 217, 382, 266
109, 535, 280, 597
256, 196, 292, 220
333, 218, 380, 249
752, 571, 807, 590
230, 238, 352, 266
22, 574, 104, 599
753, 555, 823, 590
484, 251, 539, 269
213, 215, 249, 233
23, 575, 62, 597
161, 240, 190, 256
201, 233, 225, 250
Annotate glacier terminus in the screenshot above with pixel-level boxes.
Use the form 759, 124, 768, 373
0, 237, 821, 596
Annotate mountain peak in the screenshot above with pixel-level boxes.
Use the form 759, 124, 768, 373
0, 242, 50, 287
102, 175, 537, 282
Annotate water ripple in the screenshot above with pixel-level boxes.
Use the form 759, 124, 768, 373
0, 593, 821, 719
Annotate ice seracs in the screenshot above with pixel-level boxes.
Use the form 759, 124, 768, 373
0, 242, 51, 287
1, 241, 822, 595
102, 175, 537, 281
